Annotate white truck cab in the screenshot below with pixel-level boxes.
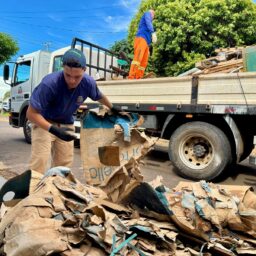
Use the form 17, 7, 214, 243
4, 50, 51, 142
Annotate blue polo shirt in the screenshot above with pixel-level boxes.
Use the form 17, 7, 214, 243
136, 11, 155, 46
30, 71, 102, 124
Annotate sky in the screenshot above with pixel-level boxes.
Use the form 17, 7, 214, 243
0, 0, 141, 75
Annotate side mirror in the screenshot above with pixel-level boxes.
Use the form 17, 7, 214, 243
3, 65, 9, 81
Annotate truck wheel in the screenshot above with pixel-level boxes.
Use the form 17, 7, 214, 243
169, 121, 232, 181
23, 118, 32, 144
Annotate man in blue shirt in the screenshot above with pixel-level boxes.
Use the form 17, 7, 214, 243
27, 48, 120, 174
128, 9, 157, 79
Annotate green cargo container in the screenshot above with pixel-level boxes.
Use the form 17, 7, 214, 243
243, 46, 256, 71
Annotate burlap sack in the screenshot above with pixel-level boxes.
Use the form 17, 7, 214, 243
80, 109, 152, 187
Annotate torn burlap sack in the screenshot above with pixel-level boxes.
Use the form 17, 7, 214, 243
80, 108, 156, 202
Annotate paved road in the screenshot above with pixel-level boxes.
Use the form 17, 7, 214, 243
1, 116, 256, 190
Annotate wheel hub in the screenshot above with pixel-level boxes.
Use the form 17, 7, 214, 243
179, 137, 213, 169
193, 144, 207, 157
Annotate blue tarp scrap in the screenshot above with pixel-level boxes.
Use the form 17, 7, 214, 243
195, 200, 205, 218
42, 166, 71, 179
195, 199, 215, 221
200, 180, 211, 193
181, 191, 196, 210
110, 233, 147, 256
83, 225, 106, 249
83, 111, 141, 142
155, 188, 170, 210
130, 225, 153, 233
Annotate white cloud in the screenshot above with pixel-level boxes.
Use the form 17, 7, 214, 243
106, 16, 113, 22
104, 15, 130, 32
120, 0, 141, 13
48, 14, 63, 22
47, 31, 65, 40
105, 0, 141, 32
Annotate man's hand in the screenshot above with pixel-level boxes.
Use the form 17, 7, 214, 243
111, 105, 123, 115
49, 125, 77, 141
152, 32, 157, 43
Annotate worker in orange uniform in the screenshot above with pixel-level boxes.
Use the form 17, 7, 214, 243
128, 9, 157, 79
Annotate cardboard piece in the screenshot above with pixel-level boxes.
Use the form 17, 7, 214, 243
80, 109, 156, 202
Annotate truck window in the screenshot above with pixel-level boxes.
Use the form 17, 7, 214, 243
53, 56, 63, 72
14, 61, 31, 87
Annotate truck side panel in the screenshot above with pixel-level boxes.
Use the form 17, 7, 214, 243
89, 76, 192, 104
90, 72, 256, 106
198, 72, 256, 104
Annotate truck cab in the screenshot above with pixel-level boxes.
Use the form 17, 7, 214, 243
4, 50, 51, 142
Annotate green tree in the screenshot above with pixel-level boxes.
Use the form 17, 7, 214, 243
110, 39, 132, 56
0, 33, 19, 64
110, 39, 133, 73
128, 0, 256, 76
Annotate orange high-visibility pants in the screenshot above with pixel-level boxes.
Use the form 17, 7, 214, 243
128, 37, 149, 79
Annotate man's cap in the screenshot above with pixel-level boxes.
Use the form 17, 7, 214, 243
62, 48, 86, 68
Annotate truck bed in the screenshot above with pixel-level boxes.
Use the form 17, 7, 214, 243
90, 72, 256, 106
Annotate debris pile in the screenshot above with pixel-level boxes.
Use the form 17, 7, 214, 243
0, 169, 178, 256
1, 169, 256, 255
160, 180, 256, 255
195, 47, 244, 75
180, 46, 256, 76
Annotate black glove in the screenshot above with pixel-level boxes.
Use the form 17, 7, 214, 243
111, 105, 123, 115
49, 125, 77, 142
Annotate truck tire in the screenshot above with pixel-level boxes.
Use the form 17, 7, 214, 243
23, 118, 32, 144
168, 121, 232, 181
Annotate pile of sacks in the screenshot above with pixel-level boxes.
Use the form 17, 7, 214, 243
0, 169, 176, 256
0, 168, 256, 255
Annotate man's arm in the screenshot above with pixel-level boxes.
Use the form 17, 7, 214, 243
26, 105, 51, 131
97, 93, 113, 109
97, 93, 123, 114
26, 105, 77, 141
144, 12, 154, 33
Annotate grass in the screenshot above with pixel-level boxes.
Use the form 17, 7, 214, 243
0, 111, 9, 117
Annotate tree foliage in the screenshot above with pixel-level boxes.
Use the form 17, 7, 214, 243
109, 39, 134, 73
0, 33, 19, 65
128, 0, 256, 76
110, 39, 132, 56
